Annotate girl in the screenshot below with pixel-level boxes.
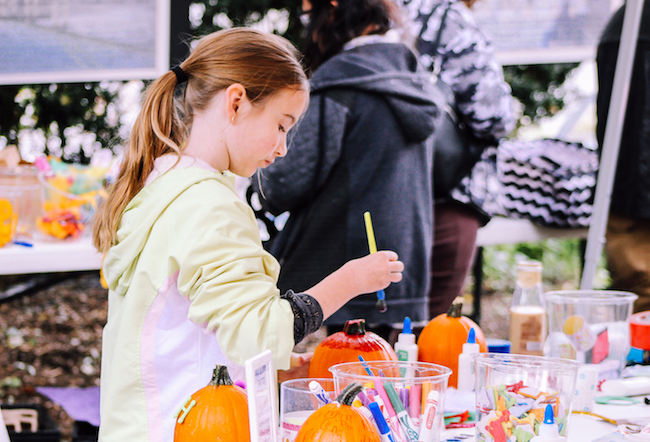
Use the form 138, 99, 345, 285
92, 27, 403, 442
253, 0, 441, 340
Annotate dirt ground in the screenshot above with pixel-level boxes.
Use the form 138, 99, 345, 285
0, 271, 507, 441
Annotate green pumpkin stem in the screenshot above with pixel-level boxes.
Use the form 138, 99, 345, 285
447, 297, 464, 318
209, 364, 233, 387
343, 319, 366, 336
336, 382, 364, 406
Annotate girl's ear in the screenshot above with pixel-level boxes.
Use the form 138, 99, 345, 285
224, 83, 248, 122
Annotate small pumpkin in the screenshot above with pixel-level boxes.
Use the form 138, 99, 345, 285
308, 319, 397, 379
295, 383, 380, 441
418, 298, 487, 388
174, 364, 250, 441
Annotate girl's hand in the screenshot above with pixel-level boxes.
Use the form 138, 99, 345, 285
278, 352, 313, 383
341, 251, 403, 295
305, 250, 404, 320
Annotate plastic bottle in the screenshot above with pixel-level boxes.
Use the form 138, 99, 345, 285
509, 260, 546, 356
530, 404, 567, 442
457, 328, 480, 391
394, 317, 418, 377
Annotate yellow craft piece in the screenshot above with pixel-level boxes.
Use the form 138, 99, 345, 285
563, 315, 585, 335
0, 199, 17, 247
497, 395, 506, 412
529, 407, 545, 423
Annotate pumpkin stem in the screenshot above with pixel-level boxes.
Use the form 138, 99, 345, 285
447, 296, 464, 318
336, 382, 364, 406
343, 319, 366, 336
209, 364, 233, 387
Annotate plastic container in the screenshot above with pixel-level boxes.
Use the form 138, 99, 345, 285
544, 290, 638, 379
0, 166, 42, 239
330, 360, 452, 442
279, 378, 336, 442
36, 173, 99, 241
473, 353, 581, 442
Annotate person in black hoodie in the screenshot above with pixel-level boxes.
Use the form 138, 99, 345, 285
597, 2, 650, 313
253, 0, 442, 339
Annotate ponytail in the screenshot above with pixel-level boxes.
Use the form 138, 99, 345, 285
92, 28, 308, 254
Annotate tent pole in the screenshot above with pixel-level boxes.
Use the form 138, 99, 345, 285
580, 0, 645, 290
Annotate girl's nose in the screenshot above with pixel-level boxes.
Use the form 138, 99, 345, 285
276, 136, 288, 157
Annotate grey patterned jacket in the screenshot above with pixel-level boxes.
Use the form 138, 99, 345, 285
399, 0, 515, 142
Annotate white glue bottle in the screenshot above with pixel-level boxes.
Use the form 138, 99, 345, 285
531, 404, 567, 442
394, 316, 418, 377
457, 328, 480, 391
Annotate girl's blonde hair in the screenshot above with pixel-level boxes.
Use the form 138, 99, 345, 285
92, 27, 308, 253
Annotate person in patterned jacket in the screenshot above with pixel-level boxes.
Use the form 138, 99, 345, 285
399, 0, 516, 318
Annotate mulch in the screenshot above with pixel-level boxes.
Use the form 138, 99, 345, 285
0, 272, 106, 442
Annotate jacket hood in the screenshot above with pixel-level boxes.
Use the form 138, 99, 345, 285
310, 42, 443, 143
102, 169, 231, 296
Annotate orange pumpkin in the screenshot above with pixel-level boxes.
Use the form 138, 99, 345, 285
418, 298, 487, 388
174, 364, 250, 441
295, 383, 380, 441
308, 319, 397, 379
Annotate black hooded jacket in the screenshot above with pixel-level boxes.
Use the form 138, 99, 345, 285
254, 40, 443, 325
597, 3, 650, 219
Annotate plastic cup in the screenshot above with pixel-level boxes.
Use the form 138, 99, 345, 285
544, 290, 637, 379
473, 353, 581, 442
330, 360, 452, 442
279, 378, 336, 442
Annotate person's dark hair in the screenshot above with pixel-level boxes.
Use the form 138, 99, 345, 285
302, 0, 401, 72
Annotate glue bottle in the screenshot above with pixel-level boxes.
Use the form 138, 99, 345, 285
530, 404, 566, 442
457, 328, 480, 391
394, 316, 418, 377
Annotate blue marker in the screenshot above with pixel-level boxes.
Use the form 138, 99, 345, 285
369, 401, 397, 442
309, 380, 332, 407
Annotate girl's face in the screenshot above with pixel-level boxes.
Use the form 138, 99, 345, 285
227, 88, 308, 177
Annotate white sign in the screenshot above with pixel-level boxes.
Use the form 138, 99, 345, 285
472, 0, 624, 65
0, 0, 170, 85
245, 349, 278, 442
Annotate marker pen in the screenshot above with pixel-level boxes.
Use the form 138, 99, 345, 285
370, 402, 398, 442
375, 391, 404, 442
409, 385, 421, 431
418, 390, 440, 442
384, 381, 420, 442
375, 378, 404, 441
309, 380, 332, 407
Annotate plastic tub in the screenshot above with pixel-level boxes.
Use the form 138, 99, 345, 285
330, 360, 452, 442
473, 353, 580, 442
544, 290, 637, 379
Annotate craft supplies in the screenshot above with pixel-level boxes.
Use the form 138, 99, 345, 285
530, 404, 566, 442
330, 360, 452, 442
473, 353, 580, 442
630, 311, 650, 352
364, 211, 387, 312
573, 364, 599, 412
457, 328, 480, 391
600, 377, 650, 397
395, 317, 418, 377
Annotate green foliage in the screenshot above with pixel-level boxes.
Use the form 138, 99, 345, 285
504, 63, 580, 132
191, 0, 303, 44
0, 82, 125, 164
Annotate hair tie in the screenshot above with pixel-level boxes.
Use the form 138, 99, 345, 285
172, 65, 188, 84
